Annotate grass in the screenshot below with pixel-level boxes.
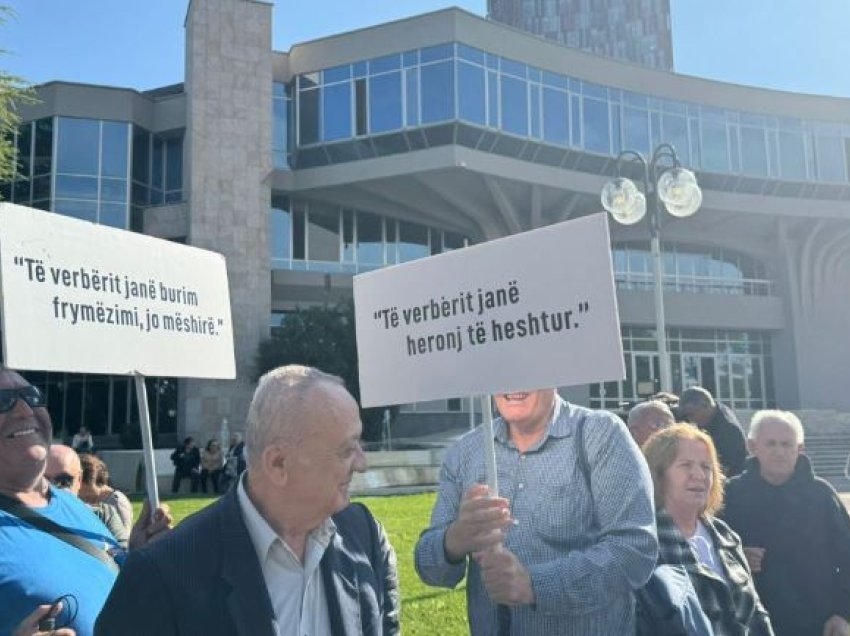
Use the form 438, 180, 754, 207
132, 492, 468, 634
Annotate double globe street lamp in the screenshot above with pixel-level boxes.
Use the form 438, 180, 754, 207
600, 143, 703, 394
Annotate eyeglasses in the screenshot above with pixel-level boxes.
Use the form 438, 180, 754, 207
48, 473, 76, 489
0, 385, 46, 413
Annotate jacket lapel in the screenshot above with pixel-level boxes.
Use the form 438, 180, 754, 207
218, 488, 277, 636
321, 532, 361, 636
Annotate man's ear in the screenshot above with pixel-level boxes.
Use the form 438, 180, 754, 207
262, 443, 289, 487
746, 438, 756, 454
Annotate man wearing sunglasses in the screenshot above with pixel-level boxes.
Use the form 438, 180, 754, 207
0, 368, 171, 636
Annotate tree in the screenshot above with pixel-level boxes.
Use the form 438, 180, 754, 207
255, 300, 393, 442
0, 7, 36, 185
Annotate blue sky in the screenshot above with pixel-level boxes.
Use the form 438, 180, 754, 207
3, 0, 849, 98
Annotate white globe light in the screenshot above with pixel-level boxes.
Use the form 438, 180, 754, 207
601, 178, 647, 225
657, 168, 702, 218
664, 185, 703, 218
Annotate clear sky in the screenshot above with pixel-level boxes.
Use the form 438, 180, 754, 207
3, 0, 849, 98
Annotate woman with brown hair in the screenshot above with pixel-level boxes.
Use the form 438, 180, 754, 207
78, 454, 133, 528
643, 424, 773, 635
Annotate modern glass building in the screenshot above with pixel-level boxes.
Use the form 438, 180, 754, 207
7, 0, 850, 441
487, 0, 674, 70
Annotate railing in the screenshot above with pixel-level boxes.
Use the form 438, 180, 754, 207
615, 272, 774, 296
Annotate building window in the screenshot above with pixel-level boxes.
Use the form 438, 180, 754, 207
269, 196, 470, 273
612, 242, 772, 296
589, 327, 774, 411
286, 43, 849, 185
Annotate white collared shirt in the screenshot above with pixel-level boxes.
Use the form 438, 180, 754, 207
237, 475, 335, 636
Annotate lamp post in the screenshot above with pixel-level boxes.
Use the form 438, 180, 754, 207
600, 143, 702, 394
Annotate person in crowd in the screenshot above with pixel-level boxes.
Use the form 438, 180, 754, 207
628, 399, 676, 447
78, 453, 134, 534
71, 425, 94, 455
46, 445, 129, 548
678, 386, 747, 477
96, 365, 400, 636
220, 432, 247, 492
643, 423, 773, 635
199, 438, 225, 494
415, 388, 657, 635
229, 432, 247, 474
77, 455, 133, 547
0, 367, 171, 636
170, 436, 201, 494
722, 410, 850, 636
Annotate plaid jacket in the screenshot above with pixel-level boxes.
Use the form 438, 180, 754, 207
656, 510, 774, 636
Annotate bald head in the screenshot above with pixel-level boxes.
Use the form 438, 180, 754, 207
627, 400, 675, 447
46, 444, 82, 495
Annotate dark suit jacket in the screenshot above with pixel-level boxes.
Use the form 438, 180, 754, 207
95, 486, 400, 636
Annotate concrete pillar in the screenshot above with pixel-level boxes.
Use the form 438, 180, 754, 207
181, 0, 273, 438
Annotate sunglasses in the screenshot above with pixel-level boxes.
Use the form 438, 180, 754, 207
48, 472, 76, 489
0, 385, 47, 413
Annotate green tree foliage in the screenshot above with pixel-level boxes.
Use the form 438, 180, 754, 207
255, 300, 393, 442
0, 7, 36, 185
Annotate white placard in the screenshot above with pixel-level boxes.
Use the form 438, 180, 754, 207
354, 212, 624, 407
0, 203, 235, 378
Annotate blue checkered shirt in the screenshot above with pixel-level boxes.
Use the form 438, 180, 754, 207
415, 398, 658, 635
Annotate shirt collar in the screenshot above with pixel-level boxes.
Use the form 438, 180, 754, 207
493, 395, 569, 448
237, 472, 336, 565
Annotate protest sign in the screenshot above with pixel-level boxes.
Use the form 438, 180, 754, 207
354, 212, 624, 407
0, 202, 235, 378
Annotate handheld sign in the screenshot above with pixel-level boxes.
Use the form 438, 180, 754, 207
0, 203, 236, 510
354, 212, 624, 408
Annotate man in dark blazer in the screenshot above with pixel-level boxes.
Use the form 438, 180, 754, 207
96, 365, 400, 636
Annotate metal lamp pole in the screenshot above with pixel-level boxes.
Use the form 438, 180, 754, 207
603, 143, 697, 395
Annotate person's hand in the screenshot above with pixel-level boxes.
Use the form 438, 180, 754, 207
823, 615, 850, 636
444, 484, 513, 562
475, 546, 535, 606
743, 546, 765, 573
128, 499, 173, 550
12, 602, 76, 636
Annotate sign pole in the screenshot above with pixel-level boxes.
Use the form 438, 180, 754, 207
134, 373, 160, 511
481, 394, 498, 496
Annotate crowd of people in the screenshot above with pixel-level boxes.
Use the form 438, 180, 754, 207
2, 362, 849, 636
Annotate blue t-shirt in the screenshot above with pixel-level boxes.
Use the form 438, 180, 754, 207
0, 486, 119, 636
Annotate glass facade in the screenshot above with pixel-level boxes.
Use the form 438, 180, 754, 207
2, 116, 184, 231
590, 327, 774, 411
270, 194, 469, 273
21, 370, 178, 440
54, 117, 130, 228
613, 242, 773, 296
1, 117, 53, 209
287, 43, 850, 184
131, 125, 184, 231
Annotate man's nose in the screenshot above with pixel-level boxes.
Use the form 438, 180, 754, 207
10, 396, 34, 417
353, 445, 368, 473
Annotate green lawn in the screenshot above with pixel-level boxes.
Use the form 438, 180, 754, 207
133, 493, 468, 634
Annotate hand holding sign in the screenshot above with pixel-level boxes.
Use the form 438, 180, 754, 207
444, 484, 513, 562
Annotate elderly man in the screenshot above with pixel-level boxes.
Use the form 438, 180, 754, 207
45, 445, 130, 548
678, 386, 747, 476
722, 410, 850, 636
415, 388, 657, 635
0, 368, 169, 636
96, 365, 400, 636
627, 399, 676, 447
